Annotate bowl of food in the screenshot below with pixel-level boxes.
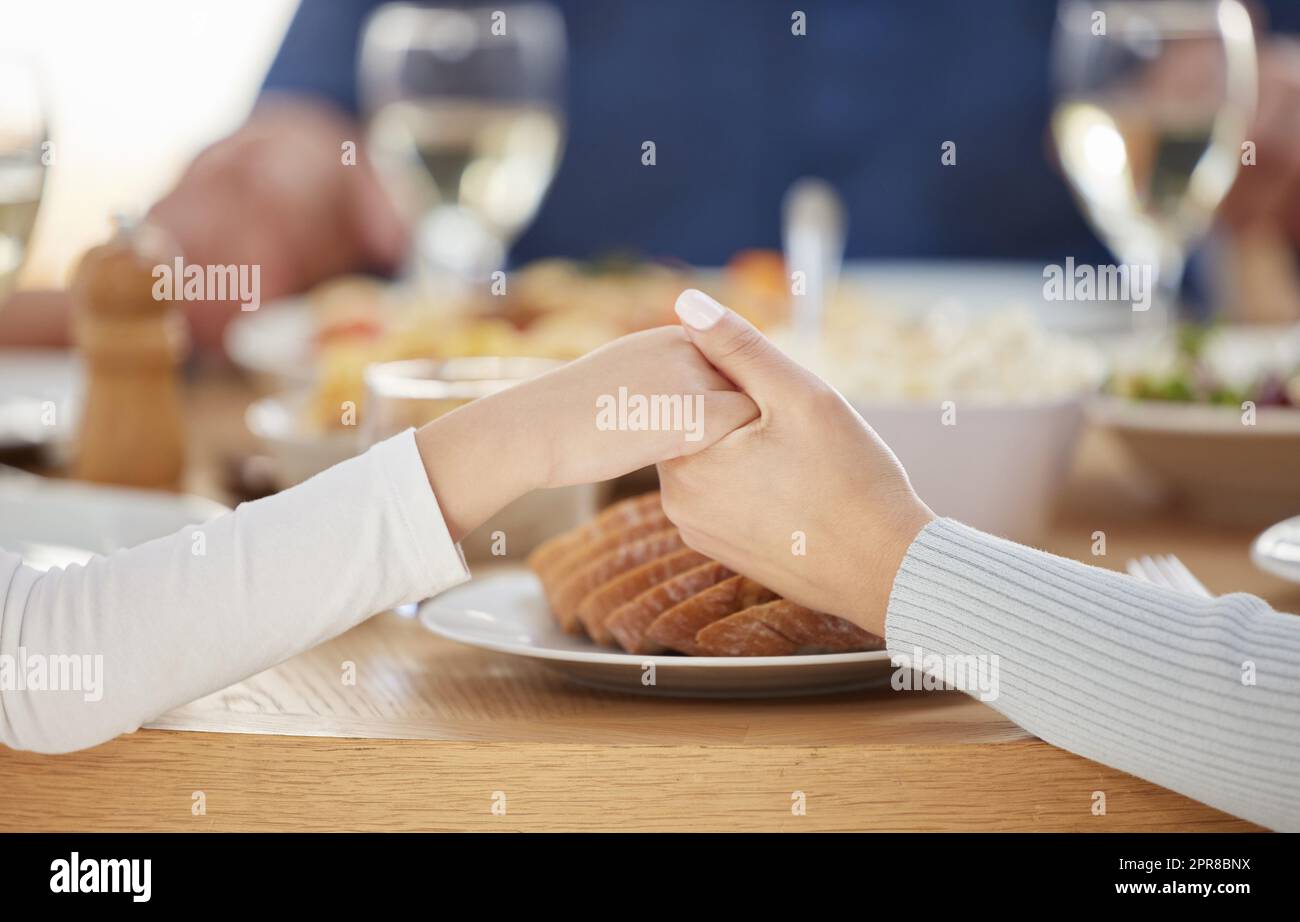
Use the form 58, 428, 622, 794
775, 304, 1106, 541
1088, 324, 1300, 524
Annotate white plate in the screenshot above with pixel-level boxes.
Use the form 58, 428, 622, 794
224, 298, 317, 386
0, 350, 82, 450
418, 566, 893, 698
1252, 516, 1300, 585
0, 476, 228, 570
245, 388, 360, 488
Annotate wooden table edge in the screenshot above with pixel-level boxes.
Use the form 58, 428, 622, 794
0, 728, 1261, 832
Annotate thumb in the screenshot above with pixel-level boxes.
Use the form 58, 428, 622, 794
674, 288, 794, 398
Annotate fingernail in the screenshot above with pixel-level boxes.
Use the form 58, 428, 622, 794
675, 289, 726, 331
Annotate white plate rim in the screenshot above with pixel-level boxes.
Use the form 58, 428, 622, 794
1251, 515, 1300, 585
1086, 394, 1300, 435
417, 572, 892, 669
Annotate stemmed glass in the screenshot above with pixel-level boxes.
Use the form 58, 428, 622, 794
1051, 0, 1257, 329
0, 59, 48, 303
359, 2, 567, 294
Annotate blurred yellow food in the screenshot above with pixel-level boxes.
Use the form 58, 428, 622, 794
302, 256, 793, 430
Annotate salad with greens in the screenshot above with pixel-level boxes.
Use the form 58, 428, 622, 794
1108, 324, 1300, 408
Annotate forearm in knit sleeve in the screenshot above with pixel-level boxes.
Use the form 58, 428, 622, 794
885, 518, 1300, 831
0, 429, 470, 754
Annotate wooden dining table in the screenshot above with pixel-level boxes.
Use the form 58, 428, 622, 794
2, 372, 1295, 832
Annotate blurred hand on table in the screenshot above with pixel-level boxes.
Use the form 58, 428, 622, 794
1219, 39, 1300, 242
145, 97, 408, 353
2, 99, 406, 355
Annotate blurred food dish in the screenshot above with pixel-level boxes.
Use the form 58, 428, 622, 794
772, 300, 1105, 541
1088, 394, 1300, 524
774, 301, 1105, 404
229, 253, 792, 428
1107, 324, 1300, 407
1091, 324, 1300, 524
227, 257, 1128, 390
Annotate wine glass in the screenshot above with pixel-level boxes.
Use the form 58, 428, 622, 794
359, 2, 567, 294
360, 355, 560, 446
0, 59, 48, 302
360, 356, 595, 569
1051, 0, 1257, 329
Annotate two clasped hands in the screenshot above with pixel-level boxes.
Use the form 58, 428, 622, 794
415, 287, 934, 640
413, 293, 1300, 832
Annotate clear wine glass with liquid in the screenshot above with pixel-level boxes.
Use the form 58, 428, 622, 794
0, 60, 47, 303
1051, 0, 1257, 329
359, 2, 566, 295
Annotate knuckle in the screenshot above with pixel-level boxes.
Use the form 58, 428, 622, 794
714, 326, 766, 366
677, 527, 708, 555
658, 484, 686, 526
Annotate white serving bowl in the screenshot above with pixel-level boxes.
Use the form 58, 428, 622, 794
1087, 396, 1300, 525
853, 397, 1087, 542
246, 385, 597, 562
245, 389, 360, 489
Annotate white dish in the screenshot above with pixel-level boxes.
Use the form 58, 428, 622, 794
1087, 396, 1300, 524
0, 349, 82, 450
245, 388, 359, 488
224, 298, 317, 386
1252, 516, 1300, 586
0, 476, 228, 570
1087, 395, 1300, 436
418, 566, 893, 698
855, 396, 1086, 542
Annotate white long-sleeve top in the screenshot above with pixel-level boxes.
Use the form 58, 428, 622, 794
0, 430, 469, 754
886, 519, 1300, 831
2, 436, 1297, 830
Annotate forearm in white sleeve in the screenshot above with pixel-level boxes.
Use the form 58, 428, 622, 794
885, 518, 1300, 831
0, 429, 470, 754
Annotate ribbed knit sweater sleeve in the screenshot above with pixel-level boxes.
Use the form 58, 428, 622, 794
884, 518, 1300, 831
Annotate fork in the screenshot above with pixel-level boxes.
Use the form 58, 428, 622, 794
1125, 553, 1213, 598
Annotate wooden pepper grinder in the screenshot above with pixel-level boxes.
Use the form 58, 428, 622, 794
72, 218, 187, 490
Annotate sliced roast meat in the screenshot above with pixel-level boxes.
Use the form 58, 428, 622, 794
605, 561, 734, 654
644, 575, 778, 655
693, 600, 885, 656
576, 546, 710, 644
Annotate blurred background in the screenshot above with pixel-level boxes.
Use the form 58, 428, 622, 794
2, 0, 297, 287
2, 0, 1300, 588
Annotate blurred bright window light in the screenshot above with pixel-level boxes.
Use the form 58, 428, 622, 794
0, 0, 299, 287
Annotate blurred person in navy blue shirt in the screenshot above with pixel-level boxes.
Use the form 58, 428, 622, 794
142, 0, 1300, 349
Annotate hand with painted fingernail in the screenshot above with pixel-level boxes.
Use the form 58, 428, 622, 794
658, 289, 935, 637
417, 324, 758, 541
